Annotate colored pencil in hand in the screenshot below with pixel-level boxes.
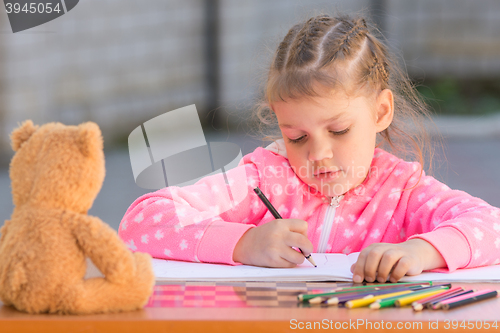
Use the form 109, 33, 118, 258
253, 187, 317, 267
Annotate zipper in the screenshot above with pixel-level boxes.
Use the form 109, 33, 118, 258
317, 195, 344, 253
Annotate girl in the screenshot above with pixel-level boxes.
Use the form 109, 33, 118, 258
119, 13, 500, 283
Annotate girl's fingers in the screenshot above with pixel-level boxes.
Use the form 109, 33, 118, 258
272, 257, 298, 268
351, 244, 422, 284
285, 219, 309, 236
389, 256, 413, 282
363, 248, 387, 283
351, 249, 370, 283
259, 246, 296, 268
279, 245, 307, 266
376, 250, 403, 283
284, 231, 313, 256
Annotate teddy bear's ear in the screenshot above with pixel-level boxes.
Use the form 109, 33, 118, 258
77, 122, 103, 157
10, 120, 38, 151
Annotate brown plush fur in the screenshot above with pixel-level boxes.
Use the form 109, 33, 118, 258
0, 121, 155, 314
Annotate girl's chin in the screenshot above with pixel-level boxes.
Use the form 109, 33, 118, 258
307, 180, 350, 197
322, 189, 348, 198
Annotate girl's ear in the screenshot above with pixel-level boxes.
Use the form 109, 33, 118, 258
374, 89, 394, 133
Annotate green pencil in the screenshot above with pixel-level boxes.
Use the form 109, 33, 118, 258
297, 282, 433, 302
370, 285, 451, 309
335, 281, 433, 291
325, 285, 431, 306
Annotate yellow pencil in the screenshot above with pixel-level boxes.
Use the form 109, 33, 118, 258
345, 290, 413, 308
395, 287, 450, 307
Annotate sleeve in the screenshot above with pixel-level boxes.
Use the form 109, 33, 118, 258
118, 159, 269, 265
399, 164, 500, 272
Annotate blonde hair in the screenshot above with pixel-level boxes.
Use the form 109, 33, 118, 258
253, 13, 438, 174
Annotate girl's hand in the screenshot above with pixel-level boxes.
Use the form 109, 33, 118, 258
350, 239, 447, 283
233, 219, 313, 268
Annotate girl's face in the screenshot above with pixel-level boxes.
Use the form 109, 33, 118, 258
272, 89, 393, 197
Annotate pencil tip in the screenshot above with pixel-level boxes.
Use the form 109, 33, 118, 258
307, 256, 317, 267
309, 297, 322, 304
413, 304, 423, 311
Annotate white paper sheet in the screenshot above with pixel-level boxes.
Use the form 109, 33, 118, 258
152, 252, 500, 283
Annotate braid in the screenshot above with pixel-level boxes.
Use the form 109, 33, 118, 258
339, 21, 362, 46
339, 19, 368, 54
286, 15, 334, 68
274, 24, 302, 71
319, 17, 368, 67
289, 18, 314, 66
368, 52, 390, 84
377, 58, 390, 83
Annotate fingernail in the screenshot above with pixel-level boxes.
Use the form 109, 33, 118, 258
353, 275, 363, 283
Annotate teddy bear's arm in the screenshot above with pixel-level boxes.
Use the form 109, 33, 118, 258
71, 214, 139, 284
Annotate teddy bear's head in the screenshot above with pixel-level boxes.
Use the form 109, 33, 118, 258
9, 120, 105, 214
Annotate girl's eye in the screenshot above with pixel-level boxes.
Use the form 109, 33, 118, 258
331, 127, 350, 135
288, 128, 350, 144
288, 135, 306, 144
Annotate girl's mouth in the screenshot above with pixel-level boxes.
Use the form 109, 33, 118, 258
313, 170, 341, 180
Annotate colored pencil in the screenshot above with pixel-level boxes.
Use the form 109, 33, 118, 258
369, 285, 450, 309
323, 285, 435, 306
333, 281, 433, 291
412, 287, 464, 311
439, 290, 498, 310
369, 298, 397, 309
298, 283, 431, 302
413, 287, 463, 306
345, 290, 413, 308
395, 287, 451, 307
430, 289, 476, 309
253, 187, 317, 267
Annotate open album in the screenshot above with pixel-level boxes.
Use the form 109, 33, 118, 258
152, 252, 500, 283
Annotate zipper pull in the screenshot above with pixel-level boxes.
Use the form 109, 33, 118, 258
329, 195, 344, 207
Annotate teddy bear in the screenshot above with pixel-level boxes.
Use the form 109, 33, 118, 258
0, 120, 155, 314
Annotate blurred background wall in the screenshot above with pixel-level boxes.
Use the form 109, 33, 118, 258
1, 0, 499, 155
0, 0, 499, 228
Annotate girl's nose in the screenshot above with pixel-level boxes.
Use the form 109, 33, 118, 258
307, 139, 333, 162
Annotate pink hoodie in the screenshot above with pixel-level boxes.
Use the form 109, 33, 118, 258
119, 140, 500, 272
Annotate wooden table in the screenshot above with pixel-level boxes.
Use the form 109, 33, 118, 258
0, 282, 499, 333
